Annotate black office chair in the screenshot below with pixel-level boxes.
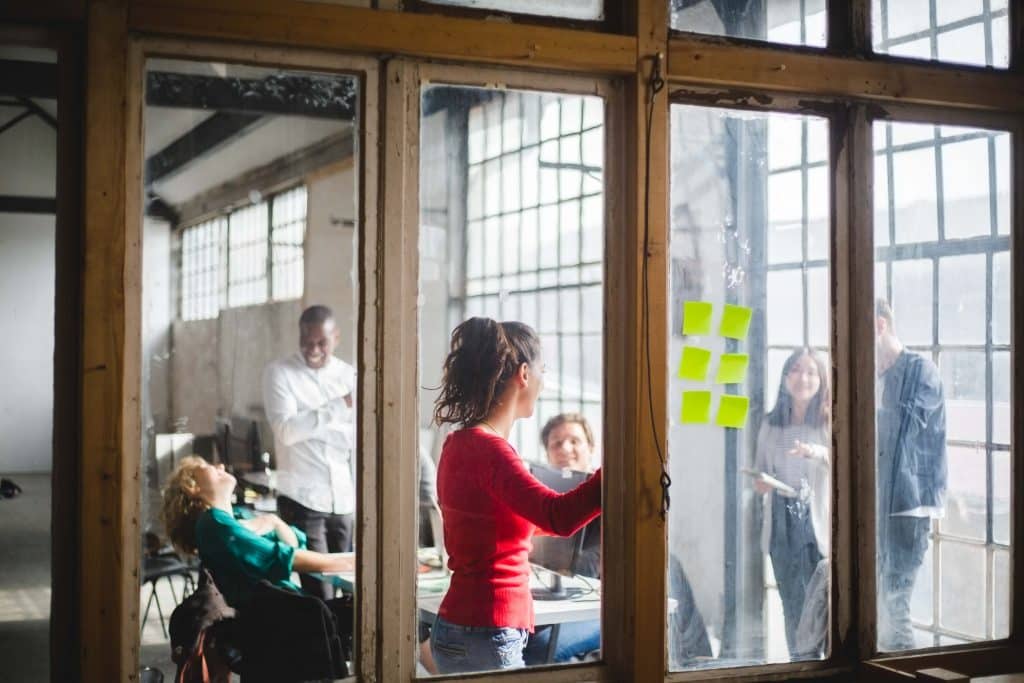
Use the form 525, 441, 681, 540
139, 666, 164, 683
142, 554, 197, 638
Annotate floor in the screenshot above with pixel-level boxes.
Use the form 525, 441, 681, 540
0, 473, 52, 683
0, 473, 182, 682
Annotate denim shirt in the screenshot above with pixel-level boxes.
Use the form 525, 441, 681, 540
877, 351, 947, 516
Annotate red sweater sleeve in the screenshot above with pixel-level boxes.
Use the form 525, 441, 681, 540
485, 441, 602, 537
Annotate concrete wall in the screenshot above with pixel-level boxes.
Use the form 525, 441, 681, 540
305, 161, 358, 363
141, 216, 173, 528
0, 108, 56, 474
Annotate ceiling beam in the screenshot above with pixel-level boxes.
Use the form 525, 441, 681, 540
145, 111, 262, 184
146, 71, 357, 119
0, 195, 57, 214
175, 130, 354, 227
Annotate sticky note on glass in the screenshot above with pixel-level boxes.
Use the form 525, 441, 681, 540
715, 395, 750, 429
682, 301, 713, 336
719, 304, 753, 340
677, 346, 712, 381
715, 353, 749, 384
680, 391, 711, 424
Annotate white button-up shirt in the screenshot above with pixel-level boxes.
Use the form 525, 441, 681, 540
262, 352, 356, 515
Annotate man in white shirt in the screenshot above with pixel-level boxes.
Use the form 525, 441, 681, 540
263, 305, 356, 600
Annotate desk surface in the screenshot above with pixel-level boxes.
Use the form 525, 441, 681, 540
323, 562, 602, 627
417, 572, 601, 627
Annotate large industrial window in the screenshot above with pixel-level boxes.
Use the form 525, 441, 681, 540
178, 185, 308, 320
461, 91, 604, 463
179, 216, 226, 321
872, 0, 1010, 68
873, 120, 1012, 650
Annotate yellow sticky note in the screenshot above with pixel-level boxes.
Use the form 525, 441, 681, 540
715, 353, 749, 384
682, 301, 713, 336
681, 391, 712, 424
715, 395, 750, 429
677, 346, 712, 381
719, 304, 753, 340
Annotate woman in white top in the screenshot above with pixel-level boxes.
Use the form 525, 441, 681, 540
753, 348, 830, 658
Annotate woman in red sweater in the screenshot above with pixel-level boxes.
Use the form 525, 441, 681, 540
430, 317, 602, 674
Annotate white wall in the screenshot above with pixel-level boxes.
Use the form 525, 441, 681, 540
0, 108, 56, 474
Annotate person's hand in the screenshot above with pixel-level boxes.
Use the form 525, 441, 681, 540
343, 392, 353, 408
787, 440, 815, 459
752, 476, 772, 495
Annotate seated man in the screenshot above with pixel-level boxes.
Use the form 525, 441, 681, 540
523, 413, 602, 665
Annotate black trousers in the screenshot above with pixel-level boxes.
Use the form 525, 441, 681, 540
277, 495, 354, 601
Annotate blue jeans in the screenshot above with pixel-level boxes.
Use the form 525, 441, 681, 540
878, 515, 930, 651
523, 619, 601, 664
431, 616, 528, 674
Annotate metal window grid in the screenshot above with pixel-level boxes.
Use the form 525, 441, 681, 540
271, 185, 308, 302
875, 0, 1009, 68
462, 91, 604, 463
179, 185, 307, 320
179, 216, 226, 321
875, 117, 1012, 647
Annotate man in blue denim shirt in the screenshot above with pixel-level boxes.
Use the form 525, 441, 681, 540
875, 299, 947, 651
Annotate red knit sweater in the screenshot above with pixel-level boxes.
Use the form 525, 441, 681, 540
436, 426, 602, 631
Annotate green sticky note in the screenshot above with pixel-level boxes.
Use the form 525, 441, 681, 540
715, 395, 750, 429
719, 304, 753, 340
682, 301, 713, 336
680, 391, 712, 424
715, 353, 749, 384
677, 346, 712, 381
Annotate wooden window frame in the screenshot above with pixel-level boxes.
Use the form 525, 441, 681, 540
120, 35, 380, 683
60, 0, 1023, 679
377, 59, 627, 683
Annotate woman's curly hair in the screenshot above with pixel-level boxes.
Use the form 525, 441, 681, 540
161, 455, 209, 555
433, 317, 541, 427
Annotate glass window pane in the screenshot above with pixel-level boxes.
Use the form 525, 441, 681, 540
941, 138, 991, 240
418, 85, 604, 675
939, 542, 987, 638
670, 0, 827, 47
874, 119, 1013, 652
873, 0, 1009, 69
994, 549, 1010, 637
940, 445, 986, 540
669, 105, 831, 670
890, 260, 932, 346
892, 147, 938, 243
142, 58, 360, 675
421, 0, 602, 20
938, 254, 985, 345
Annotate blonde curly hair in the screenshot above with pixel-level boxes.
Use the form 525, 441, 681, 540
161, 455, 209, 555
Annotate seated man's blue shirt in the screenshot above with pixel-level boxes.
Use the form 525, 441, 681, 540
195, 507, 307, 608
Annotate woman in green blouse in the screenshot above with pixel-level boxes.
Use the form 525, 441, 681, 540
162, 455, 353, 608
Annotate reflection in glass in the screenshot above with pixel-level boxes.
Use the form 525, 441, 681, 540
140, 58, 360, 677
873, 0, 1009, 68
417, 85, 604, 675
0, 44, 58, 683
668, 105, 831, 670
670, 0, 826, 47
873, 120, 1011, 651
421, 0, 602, 21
